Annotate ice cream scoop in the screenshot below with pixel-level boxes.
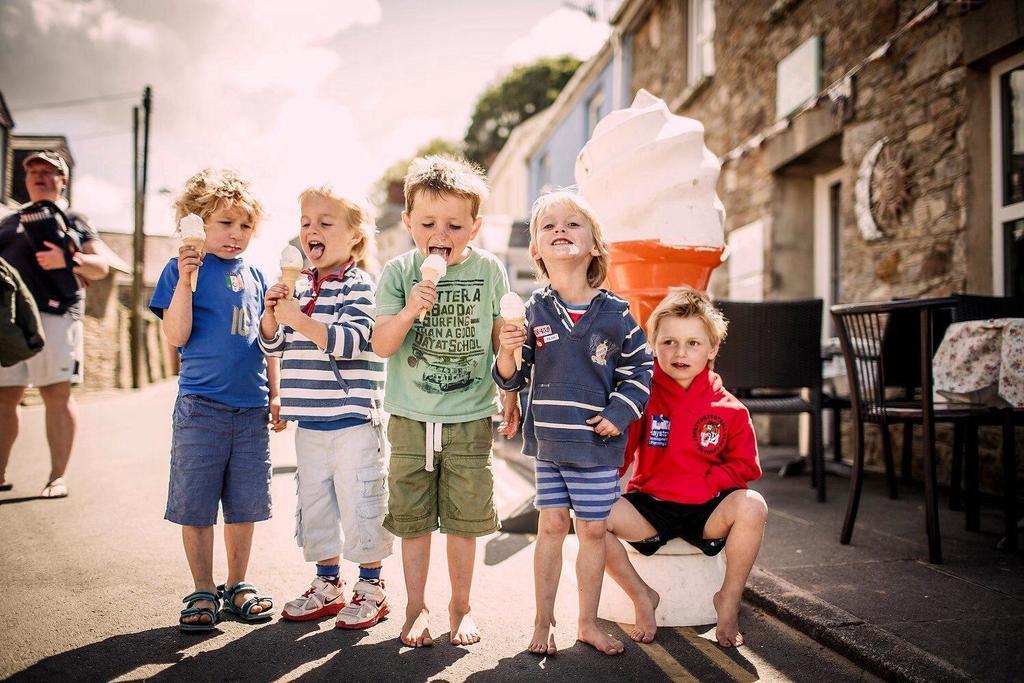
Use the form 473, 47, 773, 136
418, 253, 448, 322
575, 88, 725, 248
279, 244, 304, 297
178, 213, 206, 292
500, 292, 526, 370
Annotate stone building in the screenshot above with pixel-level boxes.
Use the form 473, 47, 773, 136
617, 0, 1023, 489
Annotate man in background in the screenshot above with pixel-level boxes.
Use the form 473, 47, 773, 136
0, 151, 111, 497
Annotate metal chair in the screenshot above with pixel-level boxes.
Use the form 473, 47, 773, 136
713, 299, 827, 502
831, 298, 995, 563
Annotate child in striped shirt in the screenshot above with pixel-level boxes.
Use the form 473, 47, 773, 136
259, 186, 393, 629
495, 191, 653, 656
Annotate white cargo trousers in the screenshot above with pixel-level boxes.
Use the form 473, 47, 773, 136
293, 421, 394, 564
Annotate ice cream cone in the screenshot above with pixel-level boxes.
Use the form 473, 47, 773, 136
280, 266, 302, 298
508, 317, 525, 370
418, 267, 443, 322
183, 236, 204, 292
418, 254, 448, 322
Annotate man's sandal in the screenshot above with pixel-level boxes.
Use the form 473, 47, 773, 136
220, 582, 274, 622
40, 477, 67, 498
179, 590, 221, 632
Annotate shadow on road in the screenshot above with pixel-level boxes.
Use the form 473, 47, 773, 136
10, 618, 470, 682
0, 495, 50, 506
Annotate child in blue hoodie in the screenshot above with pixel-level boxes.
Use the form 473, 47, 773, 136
495, 190, 652, 656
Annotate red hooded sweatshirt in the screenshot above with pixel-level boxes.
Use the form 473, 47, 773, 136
622, 362, 761, 504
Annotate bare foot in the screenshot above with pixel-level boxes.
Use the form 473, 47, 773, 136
449, 605, 481, 645
528, 621, 557, 655
578, 621, 624, 655
629, 586, 660, 643
712, 591, 745, 647
401, 607, 433, 647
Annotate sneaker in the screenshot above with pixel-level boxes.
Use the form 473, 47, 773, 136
335, 580, 389, 629
282, 577, 347, 621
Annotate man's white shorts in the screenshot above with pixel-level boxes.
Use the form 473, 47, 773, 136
0, 312, 84, 387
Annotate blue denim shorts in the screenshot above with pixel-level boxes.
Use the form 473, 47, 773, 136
165, 393, 272, 526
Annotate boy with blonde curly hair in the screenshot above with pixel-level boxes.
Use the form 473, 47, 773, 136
372, 155, 511, 648
260, 186, 393, 629
149, 168, 280, 631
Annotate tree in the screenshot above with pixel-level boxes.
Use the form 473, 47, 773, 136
464, 54, 581, 168
375, 137, 463, 205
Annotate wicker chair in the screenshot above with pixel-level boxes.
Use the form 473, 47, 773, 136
713, 299, 827, 502
831, 298, 995, 563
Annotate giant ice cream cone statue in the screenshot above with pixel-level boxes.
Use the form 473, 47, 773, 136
419, 253, 447, 322
279, 245, 304, 297
575, 89, 727, 328
178, 214, 206, 293
499, 292, 526, 370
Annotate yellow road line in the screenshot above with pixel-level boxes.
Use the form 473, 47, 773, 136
617, 623, 698, 682
676, 627, 758, 682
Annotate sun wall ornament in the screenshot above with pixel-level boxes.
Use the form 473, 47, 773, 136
855, 137, 912, 241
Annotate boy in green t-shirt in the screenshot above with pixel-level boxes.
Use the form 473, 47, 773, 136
373, 155, 510, 648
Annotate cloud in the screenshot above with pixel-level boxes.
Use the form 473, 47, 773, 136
30, 0, 158, 48
72, 172, 133, 230
197, 0, 381, 95
502, 8, 610, 66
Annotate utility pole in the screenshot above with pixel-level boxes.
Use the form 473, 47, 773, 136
129, 85, 151, 388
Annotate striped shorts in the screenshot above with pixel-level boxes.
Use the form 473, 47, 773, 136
534, 460, 620, 521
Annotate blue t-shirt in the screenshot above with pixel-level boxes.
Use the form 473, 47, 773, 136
149, 255, 269, 408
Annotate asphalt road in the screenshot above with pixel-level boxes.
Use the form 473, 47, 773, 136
0, 381, 874, 682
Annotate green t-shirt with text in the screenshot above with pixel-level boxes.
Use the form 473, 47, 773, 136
376, 247, 510, 422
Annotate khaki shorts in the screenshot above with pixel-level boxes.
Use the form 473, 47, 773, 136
383, 415, 499, 538
0, 312, 83, 387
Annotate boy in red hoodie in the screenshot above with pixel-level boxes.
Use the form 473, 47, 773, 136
604, 288, 767, 648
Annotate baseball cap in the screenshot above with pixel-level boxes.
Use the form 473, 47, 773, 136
22, 151, 69, 177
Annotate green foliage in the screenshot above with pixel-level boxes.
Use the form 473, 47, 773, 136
376, 138, 463, 202
464, 55, 581, 167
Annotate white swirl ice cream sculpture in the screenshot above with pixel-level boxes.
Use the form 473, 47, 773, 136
575, 89, 727, 326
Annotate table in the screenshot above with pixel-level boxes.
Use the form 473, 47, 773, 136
933, 318, 1021, 551
933, 318, 1024, 408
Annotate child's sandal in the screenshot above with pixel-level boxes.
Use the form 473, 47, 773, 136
220, 582, 274, 621
179, 590, 221, 632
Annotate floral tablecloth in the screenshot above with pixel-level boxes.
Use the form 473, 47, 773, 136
933, 318, 1024, 408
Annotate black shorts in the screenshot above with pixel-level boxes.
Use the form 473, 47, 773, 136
621, 489, 741, 557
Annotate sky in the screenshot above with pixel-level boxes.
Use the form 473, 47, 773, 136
0, 0, 613, 274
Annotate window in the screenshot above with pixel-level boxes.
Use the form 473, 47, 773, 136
687, 0, 715, 86
727, 220, 763, 301
586, 90, 605, 140
991, 51, 1024, 296
538, 153, 551, 194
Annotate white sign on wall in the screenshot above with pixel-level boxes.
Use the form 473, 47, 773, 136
776, 36, 821, 120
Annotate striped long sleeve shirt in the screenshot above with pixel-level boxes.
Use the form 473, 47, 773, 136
259, 261, 384, 424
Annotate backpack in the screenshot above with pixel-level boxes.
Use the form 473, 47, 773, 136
0, 256, 45, 367
16, 200, 83, 315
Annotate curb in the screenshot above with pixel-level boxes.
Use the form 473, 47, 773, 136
744, 567, 972, 683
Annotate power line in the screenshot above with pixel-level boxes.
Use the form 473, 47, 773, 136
75, 129, 133, 141
12, 92, 139, 112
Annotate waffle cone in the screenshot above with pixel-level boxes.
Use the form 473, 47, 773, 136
182, 237, 204, 292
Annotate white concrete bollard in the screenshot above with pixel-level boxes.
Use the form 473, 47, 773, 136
599, 537, 725, 626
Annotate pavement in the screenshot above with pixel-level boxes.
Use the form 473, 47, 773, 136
0, 380, 875, 682
746, 448, 1024, 683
